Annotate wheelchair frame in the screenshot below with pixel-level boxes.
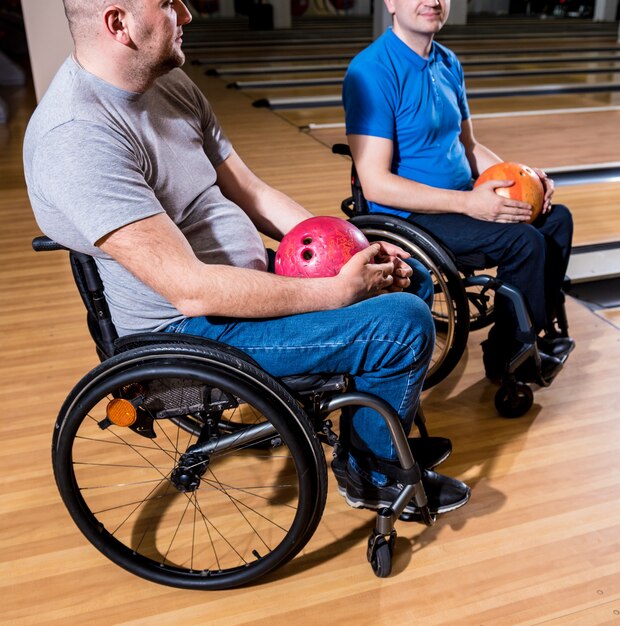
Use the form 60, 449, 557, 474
332, 143, 570, 418
33, 235, 444, 589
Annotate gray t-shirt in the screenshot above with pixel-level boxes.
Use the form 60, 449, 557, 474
24, 57, 268, 335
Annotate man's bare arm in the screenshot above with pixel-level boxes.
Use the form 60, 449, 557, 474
216, 149, 313, 241
97, 213, 395, 318
348, 132, 532, 223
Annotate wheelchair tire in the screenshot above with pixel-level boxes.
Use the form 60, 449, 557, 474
52, 342, 327, 590
350, 215, 470, 389
369, 536, 392, 578
494, 382, 534, 418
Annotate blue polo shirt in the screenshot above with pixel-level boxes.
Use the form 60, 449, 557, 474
343, 28, 472, 218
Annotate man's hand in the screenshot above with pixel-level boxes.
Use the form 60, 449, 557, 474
336, 243, 398, 300
466, 180, 533, 223
373, 240, 412, 292
532, 167, 554, 214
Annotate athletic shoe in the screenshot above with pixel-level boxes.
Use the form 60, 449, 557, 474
331, 435, 452, 489
537, 333, 575, 360
481, 339, 562, 384
336, 460, 470, 517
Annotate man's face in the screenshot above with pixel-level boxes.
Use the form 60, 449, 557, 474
130, 0, 192, 76
384, 0, 449, 37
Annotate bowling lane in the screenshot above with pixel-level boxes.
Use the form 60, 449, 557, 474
273, 89, 620, 128
197, 52, 620, 79
469, 91, 620, 114
309, 110, 620, 171
189, 43, 367, 64
553, 181, 620, 247
239, 68, 620, 101
230, 53, 620, 105
192, 43, 620, 67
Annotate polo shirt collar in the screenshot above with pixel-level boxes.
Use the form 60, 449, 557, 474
386, 27, 437, 70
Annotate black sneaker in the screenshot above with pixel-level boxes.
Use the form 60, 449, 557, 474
515, 351, 563, 384
331, 436, 452, 489
482, 339, 563, 384
537, 333, 575, 360
336, 461, 470, 517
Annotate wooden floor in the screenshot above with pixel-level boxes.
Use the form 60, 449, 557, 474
2, 16, 620, 626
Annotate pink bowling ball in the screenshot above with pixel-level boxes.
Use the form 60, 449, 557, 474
274, 216, 371, 278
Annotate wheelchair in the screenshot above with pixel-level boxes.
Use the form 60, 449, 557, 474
32, 235, 464, 590
331, 144, 571, 418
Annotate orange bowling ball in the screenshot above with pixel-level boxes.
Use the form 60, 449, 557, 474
474, 162, 544, 223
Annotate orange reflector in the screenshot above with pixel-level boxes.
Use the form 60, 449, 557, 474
106, 398, 137, 427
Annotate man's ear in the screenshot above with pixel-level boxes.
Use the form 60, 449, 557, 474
383, 0, 396, 15
103, 5, 132, 45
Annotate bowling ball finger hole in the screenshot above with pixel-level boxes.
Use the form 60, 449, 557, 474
302, 237, 313, 244
302, 249, 314, 261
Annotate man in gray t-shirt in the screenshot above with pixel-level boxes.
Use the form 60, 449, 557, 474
24, 0, 404, 334
25, 60, 268, 335
24, 0, 469, 520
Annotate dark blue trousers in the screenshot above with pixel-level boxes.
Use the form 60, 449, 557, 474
406, 204, 574, 344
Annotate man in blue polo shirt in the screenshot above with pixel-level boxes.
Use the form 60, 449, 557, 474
342, 0, 574, 384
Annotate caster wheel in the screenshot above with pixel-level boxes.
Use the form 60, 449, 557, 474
495, 382, 534, 418
368, 535, 393, 578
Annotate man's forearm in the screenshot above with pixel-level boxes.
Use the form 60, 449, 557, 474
362, 171, 468, 215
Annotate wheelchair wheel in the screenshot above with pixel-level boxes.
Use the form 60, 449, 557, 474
52, 343, 327, 590
369, 536, 392, 578
350, 215, 470, 389
494, 382, 534, 418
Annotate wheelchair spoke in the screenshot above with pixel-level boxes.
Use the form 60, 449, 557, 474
74, 434, 180, 456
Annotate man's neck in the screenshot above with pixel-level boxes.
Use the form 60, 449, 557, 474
73, 48, 155, 93
391, 25, 435, 59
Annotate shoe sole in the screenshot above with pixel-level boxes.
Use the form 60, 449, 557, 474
336, 484, 470, 516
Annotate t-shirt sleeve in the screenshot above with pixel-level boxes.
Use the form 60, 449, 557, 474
342, 61, 396, 140
31, 122, 165, 246
186, 79, 233, 168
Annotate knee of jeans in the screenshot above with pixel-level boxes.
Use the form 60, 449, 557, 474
375, 293, 435, 361
510, 224, 546, 259
551, 203, 574, 233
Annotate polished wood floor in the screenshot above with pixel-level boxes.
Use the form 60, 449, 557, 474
2, 16, 620, 626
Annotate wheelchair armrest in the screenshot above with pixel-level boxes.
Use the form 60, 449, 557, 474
281, 373, 347, 394
454, 252, 492, 274
32, 236, 67, 252
331, 143, 352, 158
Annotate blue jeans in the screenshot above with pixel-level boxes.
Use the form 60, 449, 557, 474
165, 259, 434, 484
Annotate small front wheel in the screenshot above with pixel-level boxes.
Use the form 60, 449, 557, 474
368, 534, 394, 578
495, 382, 534, 418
